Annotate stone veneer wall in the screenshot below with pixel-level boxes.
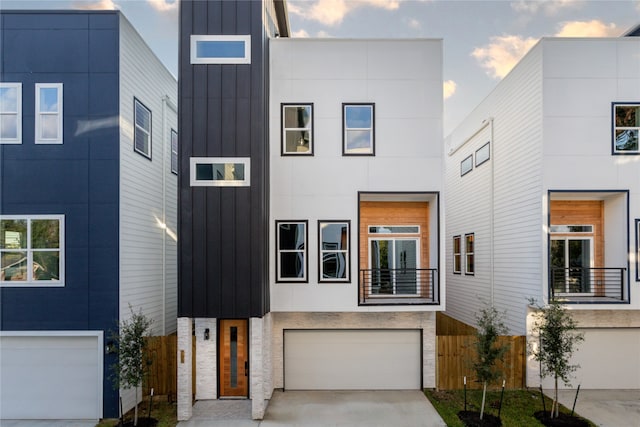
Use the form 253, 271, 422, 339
177, 317, 192, 421
270, 311, 437, 390
195, 318, 217, 400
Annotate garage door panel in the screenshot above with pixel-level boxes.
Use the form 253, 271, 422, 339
285, 330, 421, 390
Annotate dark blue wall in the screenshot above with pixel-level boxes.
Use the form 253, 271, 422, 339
0, 11, 120, 418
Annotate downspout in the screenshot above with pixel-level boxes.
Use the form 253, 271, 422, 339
487, 117, 495, 306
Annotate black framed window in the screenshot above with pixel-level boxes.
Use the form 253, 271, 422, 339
475, 142, 490, 167
343, 103, 374, 155
465, 233, 474, 275
636, 219, 640, 282
461, 155, 473, 176
453, 235, 461, 274
318, 221, 350, 282
276, 220, 308, 282
282, 104, 313, 155
612, 103, 639, 154
171, 129, 178, 175
134, 98, 152, 159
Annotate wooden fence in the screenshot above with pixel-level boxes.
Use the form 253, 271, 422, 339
144, 335, 195, 397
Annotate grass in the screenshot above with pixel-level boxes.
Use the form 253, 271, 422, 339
96, 395, 178, 427
424, 388, 596, 427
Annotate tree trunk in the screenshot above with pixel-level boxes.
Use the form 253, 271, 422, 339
480, 381, 487, 420
134, 386, 139, 426
553, 376, 559, 418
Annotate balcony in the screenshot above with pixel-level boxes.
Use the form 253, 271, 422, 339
359, 268, 439, 305
550, 267, 627, 303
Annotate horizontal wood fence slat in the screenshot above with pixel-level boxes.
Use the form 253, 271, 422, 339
437, 335, 526, 390
144, 335, 195, 397
436, 312, 477, 336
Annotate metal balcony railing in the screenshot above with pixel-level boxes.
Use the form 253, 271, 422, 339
550, 267, 626, 302
359, 268, 438, 305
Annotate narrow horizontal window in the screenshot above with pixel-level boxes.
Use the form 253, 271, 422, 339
461, 155, 473, 176
368, 226, 419, 234
190, 157, 250, 186
475, 141, 490, 166
612, 103, 639, 155
35, 83, 63, 144
343, 103, 375, 156
190, 35, 251, 64
0, 83, 22, 144
550, 225, 593, 233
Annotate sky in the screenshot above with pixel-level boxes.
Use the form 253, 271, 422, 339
2, 0, 639, 133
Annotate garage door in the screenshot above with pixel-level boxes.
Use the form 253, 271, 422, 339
284, 329, 421, 390
0, 333, 103, 420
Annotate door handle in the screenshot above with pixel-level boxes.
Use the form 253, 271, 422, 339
245, 360, 249, 377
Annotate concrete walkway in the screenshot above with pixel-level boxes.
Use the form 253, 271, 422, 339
177, 390, 447, 427
550, 389, 640, 427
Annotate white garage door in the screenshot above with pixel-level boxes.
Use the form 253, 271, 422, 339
284, 329, 421, 390
0, 332, 103, 420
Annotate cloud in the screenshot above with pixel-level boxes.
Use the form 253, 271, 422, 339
292, 29, 310, 38
511, 0, 580, 16
147, 0, 178, 12
471, 35, 538, 79
73, 0, 117, 10
443, 80, 456, 100
407, 18, 421, 30
555, 20, 619, 37
288, 0, 400, 26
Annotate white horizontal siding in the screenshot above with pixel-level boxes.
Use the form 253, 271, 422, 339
118, 14, 177, 414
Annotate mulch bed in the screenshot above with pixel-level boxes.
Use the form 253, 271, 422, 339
119, 417, 158, 427
534, 411, 590, 427
458, 410, 502, 427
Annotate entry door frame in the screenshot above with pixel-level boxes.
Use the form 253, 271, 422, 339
218, 319, 249, 398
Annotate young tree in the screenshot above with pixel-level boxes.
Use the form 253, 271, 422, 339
528, 299, 584, 418
111, 305, 153, 426
473, 305, 510, 420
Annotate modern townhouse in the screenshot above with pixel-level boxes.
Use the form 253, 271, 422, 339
177, 0, 444, 420
445, 30, 640, 390
0, 10, 178, 421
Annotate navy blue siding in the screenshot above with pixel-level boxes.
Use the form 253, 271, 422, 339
0, 11, 120, 417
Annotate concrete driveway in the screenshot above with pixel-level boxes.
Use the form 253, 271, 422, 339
552, 389, 640, 427
178, 390, 446, 427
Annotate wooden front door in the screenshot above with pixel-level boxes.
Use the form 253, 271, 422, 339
219, 319, 249, 397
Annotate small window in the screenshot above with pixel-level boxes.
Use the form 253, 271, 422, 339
369, 226, 420, 234
190, 35, 251, 64
134, 98, 152, 159
190, 157, 250, 186
613, 103, 639, 154
0, 83, 22, 144
282, 104, 313, 155
636, 219, 640, 282
550, 225, 593, 233
461, 155, 473, 176
276, 221, 308, 282
35, 83, 63, 144
475, 142, 490, 167
453, 235, 461, 274
171, 129, 178, 175
343, 103, 374, 155
465, 233, 474, 275
319, 221, 350, 283
1, 215, 64, 286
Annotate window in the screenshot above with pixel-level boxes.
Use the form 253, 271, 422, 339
35, 83, 63, 144
190, 157, 250, 186
453, 235, 461, 274
460, 155, 473, 176
276, 221, 307, 282
134, 98, 152, 159
475, 142, 490, 167
318, 221, 350, 282
550, 225, 594, 294
171, 129, 178, 175
636, 219, 640, 282
190, 35, 251, 64
613, 103, 639, 154
1, 215, 64, 286
0, 83, 22, 144
464, 233, 474, 275
282, 104, 313, 155
343, 103, 374, 155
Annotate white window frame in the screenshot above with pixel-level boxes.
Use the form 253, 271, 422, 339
190, 157, 250, 187
190, 35, 251, 64
276, 220, 308, 283
550, 224, 595, 295
281, 103, 313, 155
0, 215, 65, 287
612, 103, 640, 155
343, 103, 375, 156
318, 221, 350, 283
171, 129, 178, 175
464, 233, 474, 275
453, 235, 461, 274
35, 83, 63, 144
368, 236, 421, 296
0, 82, 22, 144
134, 98, 152, 159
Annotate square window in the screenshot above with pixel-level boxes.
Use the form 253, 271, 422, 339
453, 235, 461, 274
35, 83, 63, 144
0, 83, 22, 144
171, 129, 178, 175
612, 103, 640, 154
190, 157, 250, 186
1, 215, 64, 286
134, 98, 152, 159
276, 220, 307, 282
281, 104, 313, 155
343, 103, 374, 155
318, 221, 350, 282
190, 35, 251, 64
465, 233, 474, 275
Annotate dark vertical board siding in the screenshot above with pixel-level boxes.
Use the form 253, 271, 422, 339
179, 0, 269, 318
